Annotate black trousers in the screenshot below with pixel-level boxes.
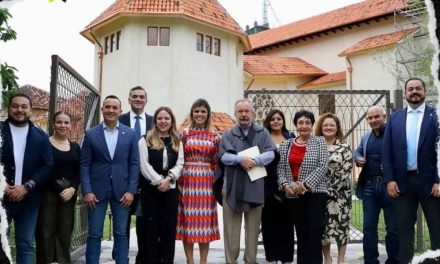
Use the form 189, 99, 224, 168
393, 173, 440, 263
136, 184, 179, 263
286, 192, 327, 264
35, 190, 76, 264
261, 193, 294, 262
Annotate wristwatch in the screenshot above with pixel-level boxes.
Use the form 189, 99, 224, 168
24, 181, 34, 192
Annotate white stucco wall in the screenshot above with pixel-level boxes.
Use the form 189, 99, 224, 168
92, 16, 244, 123
349, 47, 398, 104
257, 17, 406, 74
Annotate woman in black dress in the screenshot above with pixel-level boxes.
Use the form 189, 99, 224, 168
138, 106, 183, 263
261, 109, 295, 264
36, 111, 80, 264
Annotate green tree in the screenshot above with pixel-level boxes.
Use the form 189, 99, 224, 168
0, 7, 19, 106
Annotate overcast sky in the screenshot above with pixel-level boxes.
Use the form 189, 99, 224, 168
0, 0, 366, 90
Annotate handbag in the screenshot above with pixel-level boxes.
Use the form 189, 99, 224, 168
55, 178, 71, 193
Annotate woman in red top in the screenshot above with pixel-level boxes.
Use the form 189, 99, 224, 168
277, 110, 329, 264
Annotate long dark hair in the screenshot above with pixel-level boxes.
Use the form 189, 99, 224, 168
263, 109, 289, 134
189, 98, 212, 129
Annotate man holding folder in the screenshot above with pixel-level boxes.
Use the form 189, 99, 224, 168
218, 99, 276, 264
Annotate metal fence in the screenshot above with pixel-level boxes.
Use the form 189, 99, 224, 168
245, 89, 390, 243
49, 55, 100, 252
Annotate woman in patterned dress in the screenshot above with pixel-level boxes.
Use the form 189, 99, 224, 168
316, 113, 353, 264
176, 99, 220, 264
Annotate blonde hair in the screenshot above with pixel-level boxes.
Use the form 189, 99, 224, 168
146, 106, 180, 152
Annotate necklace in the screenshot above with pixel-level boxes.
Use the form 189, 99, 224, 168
296, 137, 308, 145
51, 137, 69, 145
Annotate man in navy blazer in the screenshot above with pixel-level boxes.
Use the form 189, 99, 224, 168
80, 95, 139, 264
118, 86, 153, 263
354, 106, 398, 264
383, 78, 440, 263
1, 93, 53, 264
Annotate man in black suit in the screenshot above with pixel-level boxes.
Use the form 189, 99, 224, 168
1, 93, 53, 264
118, 86, 153, 263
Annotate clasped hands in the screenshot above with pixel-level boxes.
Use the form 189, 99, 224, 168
240, 156, 256, 171
59, 187, 76, 202
283, 181, 307, 197
5, 184, 28, 202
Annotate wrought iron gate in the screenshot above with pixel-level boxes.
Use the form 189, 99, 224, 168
49, 55, 100, 251
245, 89, 391, 243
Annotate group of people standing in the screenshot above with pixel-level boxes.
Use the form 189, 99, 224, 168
0, 77, 439, 264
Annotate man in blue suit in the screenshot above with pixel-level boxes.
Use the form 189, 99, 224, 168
80, 95, 139, 264
1, 93, 53, 264
354, 106, 398, 264
383, 78, 440, 263
118, 86, 153, 263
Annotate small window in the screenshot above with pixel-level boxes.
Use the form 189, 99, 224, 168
196, 33, 204, 52
205, 36, 212, 54
147, 27, 158, 46
159, 27, 170, 46
110, 33, 115, 52
116, 31, 121, 50
104, 36, 109, 54
213, 38, 220, 56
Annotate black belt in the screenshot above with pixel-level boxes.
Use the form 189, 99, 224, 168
366, 176, 383, 183
407, 170, 418, 176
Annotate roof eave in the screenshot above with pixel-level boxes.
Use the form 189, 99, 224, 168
250, 12, 399, 52
298, 79, 346, 89
80, 12, 250, 50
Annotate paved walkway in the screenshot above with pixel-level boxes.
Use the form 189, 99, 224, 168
71, 209, 387, 263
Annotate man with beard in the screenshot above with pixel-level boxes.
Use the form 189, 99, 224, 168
1, 93, 53, 264
383, 78, 440, 263
354, 106, 398, 264
217, 99, 276, 264
118, 86, 153, 263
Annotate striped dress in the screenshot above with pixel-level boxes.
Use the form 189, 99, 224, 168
176, 128, 220, 243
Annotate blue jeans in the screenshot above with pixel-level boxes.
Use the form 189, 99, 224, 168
86, 186, 130, 264
362, 182, 398, 264
6, 199, 41, 264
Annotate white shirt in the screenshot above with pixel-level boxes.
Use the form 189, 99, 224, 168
9, 123, 29, 185
138, 137, 184, 189
129, 111, 147, 137
406, 102, 425, 170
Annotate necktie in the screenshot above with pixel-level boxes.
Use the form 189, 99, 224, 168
406, 110, 420, 168
134, 115, 141, 139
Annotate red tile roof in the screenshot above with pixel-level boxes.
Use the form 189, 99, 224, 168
19, 85, 50, 110
179, 112, 235, 135
81, 0, 249, 48
298, 71, 346, 89
244, 55, 327, 76
338, 28, 418, 57
249, 0, 408, 51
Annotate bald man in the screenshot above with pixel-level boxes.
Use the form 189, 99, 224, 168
353, 106, 398, 264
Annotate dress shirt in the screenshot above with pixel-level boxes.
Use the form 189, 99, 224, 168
103, 122, 119, 159
129, 111, 147, 136
364, 127, 385, 177
406, 103, 425, 170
